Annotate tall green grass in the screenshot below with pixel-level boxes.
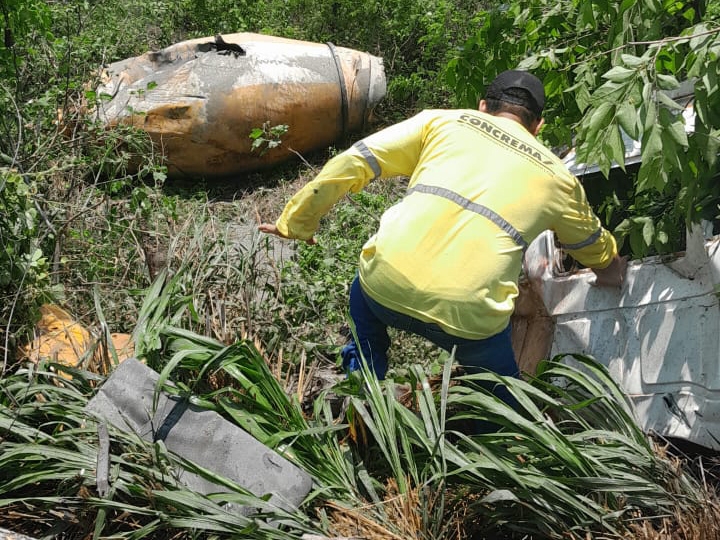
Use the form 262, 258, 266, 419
0, 276, 705, 539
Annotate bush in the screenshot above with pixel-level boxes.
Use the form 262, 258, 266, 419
0, 170, 60, 355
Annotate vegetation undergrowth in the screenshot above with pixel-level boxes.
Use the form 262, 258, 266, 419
2, 0, 720, 538
0, 268, 712, 538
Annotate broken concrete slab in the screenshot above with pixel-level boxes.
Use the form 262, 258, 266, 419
85, 358, 313, 513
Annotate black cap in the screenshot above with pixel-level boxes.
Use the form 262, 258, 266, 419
485, 70, 545, 117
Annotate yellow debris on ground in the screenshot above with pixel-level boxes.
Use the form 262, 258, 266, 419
19, 304, 135, 378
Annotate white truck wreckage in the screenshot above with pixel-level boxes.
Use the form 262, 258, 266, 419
515, 223, 720, 450
513, 91, 720, 450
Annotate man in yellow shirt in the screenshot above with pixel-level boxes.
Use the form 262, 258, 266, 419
260, 70, 625, 406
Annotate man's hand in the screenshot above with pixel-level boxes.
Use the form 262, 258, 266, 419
591, 255, 627, 288
258, 223, 316, 245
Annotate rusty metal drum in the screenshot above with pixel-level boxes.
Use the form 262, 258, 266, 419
95, 33, 386, 178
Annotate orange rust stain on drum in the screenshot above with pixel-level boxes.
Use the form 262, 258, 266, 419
142, 102, 201, 135
174, 82, 345, 177
111, 80, 354, 178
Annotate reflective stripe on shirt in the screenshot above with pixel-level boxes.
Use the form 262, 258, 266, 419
353, 141, 381, 179
406, 183, 528, 249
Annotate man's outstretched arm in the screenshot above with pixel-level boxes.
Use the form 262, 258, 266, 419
257, 222, 316, 245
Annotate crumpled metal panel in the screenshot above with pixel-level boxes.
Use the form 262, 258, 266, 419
522, 226, 720, 449
95, 33, 386, 178
85, 358, 313, 513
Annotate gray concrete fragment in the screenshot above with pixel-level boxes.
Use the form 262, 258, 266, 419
85, 358, 313, 513
96, 422, 110, 497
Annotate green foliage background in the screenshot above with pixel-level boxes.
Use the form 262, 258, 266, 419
1, 0, 720, 360
2, 2, 720, 537
0, 0, 481, 361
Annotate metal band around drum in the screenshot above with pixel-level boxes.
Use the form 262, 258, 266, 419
406, 184, 528, 249
559, 228, 602, 250
326, 42, 349, 138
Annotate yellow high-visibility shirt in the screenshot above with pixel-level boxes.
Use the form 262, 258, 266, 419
276, 109, 617, 339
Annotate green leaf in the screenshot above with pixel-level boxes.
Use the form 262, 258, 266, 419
578, 0, 596, 29
656, 49, 678, 73
593, 80, 625, 101
517, 54, 542, 70
705, 129, 720, 166
621, 53, 645, 68
603, 66, 636, 83
640, 217, 655, 246
656, 73, 680, 90
702, 68, 718, 100
686, 49, 704, 79
605, 126, 627, 171
616, 102, 639, 140
619, 0, 635, 13
657, 91, 684, 111
689, 23, 712, 50
573, 81, 592, 112
588, 102, 615, 133
645, 0, 660, 13
482, 489, 519, 503
666, 120, 689, 148
644, 124, 663, 156
637, 155, 664, 192
694, 84, 710, 125
614, 218, 631, 236
598, 152, 612, 179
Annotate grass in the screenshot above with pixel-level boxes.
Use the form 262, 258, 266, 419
2, 7, 720, 533
4, 135, 720, 537
2, 262, 716, 539
4, 153, 720, 538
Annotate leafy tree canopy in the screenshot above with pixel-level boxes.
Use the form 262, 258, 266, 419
448, 0, 720, 256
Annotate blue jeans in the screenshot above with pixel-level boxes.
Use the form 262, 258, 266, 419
341, 275, 520, 411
